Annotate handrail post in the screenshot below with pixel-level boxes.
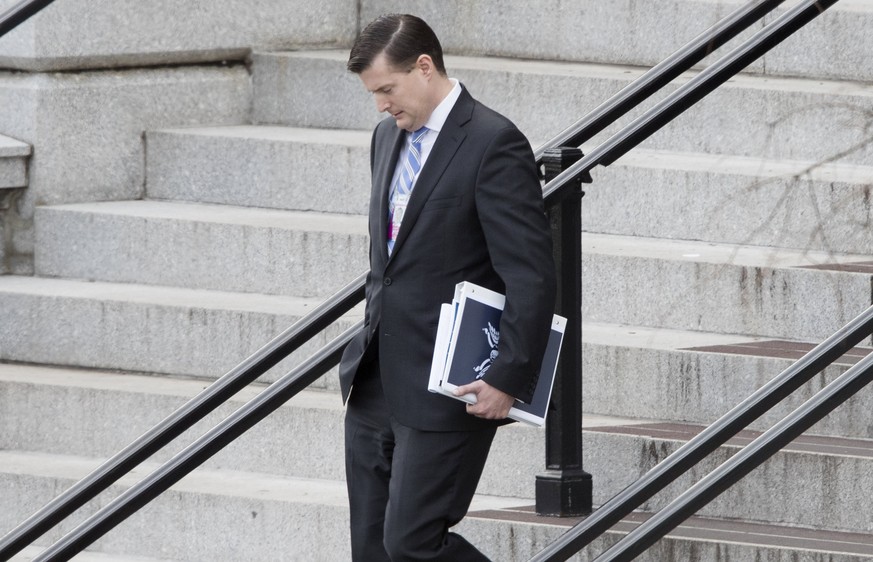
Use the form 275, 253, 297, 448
537, 147, 592, 516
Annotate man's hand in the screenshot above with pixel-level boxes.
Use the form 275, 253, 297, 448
453, 380, 515, 420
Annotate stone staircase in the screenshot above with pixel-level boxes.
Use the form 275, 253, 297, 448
2, 1, 873, 560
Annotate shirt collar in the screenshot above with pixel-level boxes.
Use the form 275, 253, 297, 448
423, 78, 462, 134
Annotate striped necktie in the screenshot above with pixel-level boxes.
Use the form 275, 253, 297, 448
388, 126, 428, 255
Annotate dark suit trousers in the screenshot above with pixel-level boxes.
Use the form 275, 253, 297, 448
344, 361, 497, 562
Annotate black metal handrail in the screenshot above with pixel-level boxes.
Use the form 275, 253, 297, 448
530, 1, 844, 559
595, 347, 873, 561
0, 272, 365, 560
532, 0, 785, 165
0, 0, 56, 38
533, 0, 788, 516
530, 304, 873, 561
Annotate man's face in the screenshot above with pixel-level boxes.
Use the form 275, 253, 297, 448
359, 53, 432, 132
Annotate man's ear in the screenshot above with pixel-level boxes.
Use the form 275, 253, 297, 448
415, 54, 435, 79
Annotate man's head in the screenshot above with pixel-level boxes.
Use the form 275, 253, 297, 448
349, 14, 453, 131
348, 14, 446, 76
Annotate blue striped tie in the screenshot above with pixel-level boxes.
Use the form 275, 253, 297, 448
388, 126, 428, 255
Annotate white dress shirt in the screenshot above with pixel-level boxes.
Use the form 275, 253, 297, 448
389, 78, 462, 191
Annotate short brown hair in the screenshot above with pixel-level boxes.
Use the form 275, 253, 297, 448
348, 14, 446, 75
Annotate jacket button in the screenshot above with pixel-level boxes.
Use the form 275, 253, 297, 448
383, 277, 392, 286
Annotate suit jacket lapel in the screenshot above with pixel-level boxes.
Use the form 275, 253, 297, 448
389, 88, 474, 259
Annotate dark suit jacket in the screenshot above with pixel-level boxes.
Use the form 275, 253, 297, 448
339, 86, 556, 432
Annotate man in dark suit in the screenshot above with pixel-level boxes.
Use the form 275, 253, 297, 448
339, 13, 557, 561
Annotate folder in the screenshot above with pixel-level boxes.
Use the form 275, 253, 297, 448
428, 281, 566, 427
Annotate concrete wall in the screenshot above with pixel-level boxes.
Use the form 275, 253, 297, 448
359, 0, 873, 82
2, 0, 868, 79
0, 66, 251, 273
0, 0, 357, 71
0, 0, 358, 273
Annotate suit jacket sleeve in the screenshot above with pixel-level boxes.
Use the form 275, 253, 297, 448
473, 125, 557, 403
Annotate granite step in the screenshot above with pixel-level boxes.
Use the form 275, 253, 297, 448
584, 148, 873, 255
0, 451, 522, 562
469, 503, 873, 561
252, 50, 873, 166
33, 200, 368, 297
581, 232, 873, 341
0, 450, 358, 561
145, 124, 873, 254
145, 126, 371, 215
0, 276, 359, 383
586, 420, 873, 535
0, 363, 544, 499
11, 546, 173, 561
4, 362, 872, 533
582, 321, 873, 440
3, 437, 873, 561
